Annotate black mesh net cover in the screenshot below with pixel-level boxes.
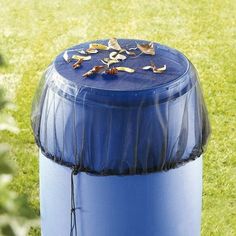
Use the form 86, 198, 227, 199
31, 39, 210, 175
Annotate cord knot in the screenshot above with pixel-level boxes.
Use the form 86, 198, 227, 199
72, 165, 80, 175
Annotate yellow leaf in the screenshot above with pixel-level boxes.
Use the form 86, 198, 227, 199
89, 43, 108, 50
102, 58, 109, 63
116, 67, 135, 73
86, 48, 98, 54
72, 55, 91, 61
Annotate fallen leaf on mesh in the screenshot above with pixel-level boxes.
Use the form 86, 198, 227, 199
142, 66, 153, 70
101, 58, 120, 67
86, 48, 99, 54
116, 67, 135, 73
77, 49, 87, 55
109, 52, 126, 61
152, 65, 166, 73
108, 38, 122, 51
137, 42, 155, 55
109, 52, 118, 59
142, 63, 166, 73
128, 46, 138, 50
89, 43, 108, 50
113, 48, 136, 56
63, 51, 70, 63
108, 59, 120, 65
125, 50, 136, 56
83, 65, 107, 77
72, 55, 91, 61
72, 58, 84, 69
102, 58, 110, 63
115, 54, 126, 60
105, 67, 118, 75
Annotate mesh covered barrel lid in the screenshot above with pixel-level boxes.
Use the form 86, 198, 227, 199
31, 39, 210, 175
48, 39, 196, 106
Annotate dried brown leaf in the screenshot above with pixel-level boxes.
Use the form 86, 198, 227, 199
108, 38, 122, 51
153, 65, 166, 73
137, 42, 155, 55
72, 59, 83, 69
83, 65, 106, 77
105, 67, 118, 75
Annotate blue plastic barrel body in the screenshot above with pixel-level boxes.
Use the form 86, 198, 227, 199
40, 152, 202, 236
32, 39, 210, 236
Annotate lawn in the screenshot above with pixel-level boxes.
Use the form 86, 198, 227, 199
0, 0, 235, 235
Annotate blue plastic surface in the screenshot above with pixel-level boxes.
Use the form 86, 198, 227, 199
54, 39, 188, 91
40, 152, 202, 236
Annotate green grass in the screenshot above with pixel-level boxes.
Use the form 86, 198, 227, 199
0, 0, 235, 235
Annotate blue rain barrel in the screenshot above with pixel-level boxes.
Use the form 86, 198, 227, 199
31, 39, 210, 236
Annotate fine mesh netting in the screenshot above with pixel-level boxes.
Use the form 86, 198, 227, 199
31, 39, 210, 175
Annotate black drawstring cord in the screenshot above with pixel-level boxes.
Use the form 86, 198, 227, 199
70, 166, 80, 236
